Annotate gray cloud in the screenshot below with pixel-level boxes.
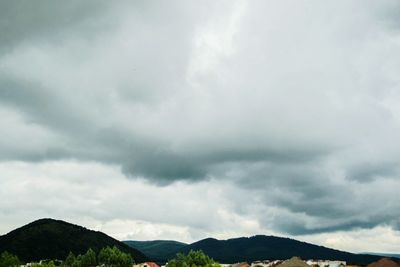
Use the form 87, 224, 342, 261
1, 0, 400, 240
0, 1, 115, 54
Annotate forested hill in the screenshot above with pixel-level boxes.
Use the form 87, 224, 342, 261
123, 240, 187, 262
126, 235, 383, 265
0, 218, 148, 263
176, 236, 383, 264
0, 219, 388, 265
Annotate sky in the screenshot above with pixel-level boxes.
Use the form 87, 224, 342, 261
1, 0, 400, 254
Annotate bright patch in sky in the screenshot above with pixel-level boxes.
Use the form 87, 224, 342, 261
1, 0, 400, 254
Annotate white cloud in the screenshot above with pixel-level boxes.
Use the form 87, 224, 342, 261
300, 226, 400, 254
1, 0, 400, 253
0, 161, 263, 242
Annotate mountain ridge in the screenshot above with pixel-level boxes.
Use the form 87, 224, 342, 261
123, 240, 187, 262
0, 218, 149, 263
0, 219, 393, 265
125, 235, 385, 265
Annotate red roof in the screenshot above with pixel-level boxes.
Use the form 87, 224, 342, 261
145, 262, 160, 267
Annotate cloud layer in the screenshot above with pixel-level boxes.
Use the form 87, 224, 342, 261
1, 0, 400, 253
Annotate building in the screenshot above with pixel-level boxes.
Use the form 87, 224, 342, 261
232, 262, 250, 267
277, 257, 311, 267
134, 262, 160, 267
306, 260, 346, 267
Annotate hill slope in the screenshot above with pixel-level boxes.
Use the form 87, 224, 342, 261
126, 235, 383, 264
0, 218, 149, 263
175, 236, 383, 264
124, 240, 187, 261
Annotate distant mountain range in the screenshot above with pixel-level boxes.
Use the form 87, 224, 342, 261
0, 218, 148, 263
124, 236, 385, 265
124, 240, 187, 262
0, 219, 394, 265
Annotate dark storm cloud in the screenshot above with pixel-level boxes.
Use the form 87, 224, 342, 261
275, 218, 381, 236
345, 161, 400, 182
0, 76, 88, 131
0, 0, 113, 54
1, 0, 400, 238
231, 161, 400, 235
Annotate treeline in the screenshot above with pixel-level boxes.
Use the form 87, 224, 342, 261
1, 247, 218, 267
0, 246, 133, 267
166, 250, 221, 267
64, 247, 132, 267
0, 251, 20, 267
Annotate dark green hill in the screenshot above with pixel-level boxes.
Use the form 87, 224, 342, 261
174, 235, 382, 264
124, 240, 187, 262
126, 235, 383, 265
0, 218, 149, 263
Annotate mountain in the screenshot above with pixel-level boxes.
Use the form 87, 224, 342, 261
123, 240, 187, 262
0, 218, 149, 263
126, 235, 383, 265
176, 236, 384, 264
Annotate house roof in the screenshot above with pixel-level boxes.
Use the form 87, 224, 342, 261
277, 257, 311, 267
366, 258, 400, 267
145, 262, 160, 267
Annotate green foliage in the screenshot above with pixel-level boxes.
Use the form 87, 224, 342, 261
59, 246, 132, 267
166, 250, 220, 267
0, 251, 21, 267
31, 261, 56, 267
71, 254, 83, 267
98, 246, 133, 267
63, 248, 97, 267
64, 252, 76, 267
124, 240, 187, 261
0, 219, 148, 263
80, 249, 96, 267
63, 246, 132, 267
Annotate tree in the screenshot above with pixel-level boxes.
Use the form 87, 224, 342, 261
166, 250, 220, 267
0, 251, 21, 267
98, 246, 133, 267
80, 249, 96, 267
63, 248, 97, 267
73, 254, 83, 267
31, 260, 56, 267
64, 252, 76, 267
43, 261, 56, 267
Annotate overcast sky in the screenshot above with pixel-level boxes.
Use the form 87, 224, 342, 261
1, 0, 400, 254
